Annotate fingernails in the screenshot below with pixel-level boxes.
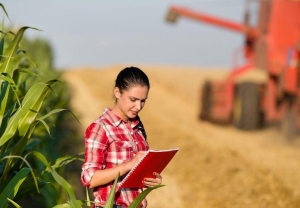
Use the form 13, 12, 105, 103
153, 172, 156, 175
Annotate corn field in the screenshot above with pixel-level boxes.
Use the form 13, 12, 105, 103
0, 4, 162, 208
0, 4, 88, 208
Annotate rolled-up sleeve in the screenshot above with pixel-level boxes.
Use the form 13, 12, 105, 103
81, 122, 109, 187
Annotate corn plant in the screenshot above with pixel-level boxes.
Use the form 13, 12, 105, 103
54, 172, 164, 208
0, 4, 85, 208
18, 27, 83, 208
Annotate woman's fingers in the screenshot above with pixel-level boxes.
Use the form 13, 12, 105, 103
136, 151, 146, 159
142, 173, 163, 187
144, 178, 156, 183
143, 180, 158, 187
153, 172, 162, 184
143, 177, 161, 187
153, 172, 162, 179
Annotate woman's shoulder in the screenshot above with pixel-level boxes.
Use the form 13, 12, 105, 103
86, 114, 114, 132
84, 116, 109, 139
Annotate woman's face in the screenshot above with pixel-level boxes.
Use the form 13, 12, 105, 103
114, 85, 149, 121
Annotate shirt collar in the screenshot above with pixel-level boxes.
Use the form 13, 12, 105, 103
103, 108, 139, 128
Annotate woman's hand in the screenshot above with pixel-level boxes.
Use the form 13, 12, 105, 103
126, 151, 146, 170
143, 172, 162, 188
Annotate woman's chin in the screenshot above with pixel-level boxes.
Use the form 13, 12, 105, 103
129, 115, 137, 119
128, 113, 137, 118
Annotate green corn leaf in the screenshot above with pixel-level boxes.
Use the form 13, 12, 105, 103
23, 139, 40, 150
13, 177, 49, 202
17, 50, 36, 67
0, 3, 10, 21
104, 172, 119, 208
2, 120, 39, 176
17, 82, 53, 136
6, 109, 77, 172
0, 141, 17, 161
86, 187, 91, 208
24, 151, 81, 208
0, 16, 4, 32
0, 82, 46, 146
128, 185, 165, 208
7, 31, 15, 36
53, 200, 93, 208
0, 34, 6, 62
49, 167, 81, 208
0, 168, 30, 208
6, 198, 21, 208
14, 68, 38, 77
5, 107, 67, 166
39, 152, 84, 175
36, 108, 81, 138
0, 96, 17, 136
3, 108, 73, 172
0, 16, 3, 36
0, 80, 58, 147
0, 155, 40, 194
23, 151, 49, 168
38, 108, 81, 125
48, 152, 84, 171
0, 132, 23, 161
0, 170, 13, 193
0, 74, 20, 102
0, 81, 9, 128
0, 27, 40, 75
0, 74, 18, 88
0, 73, 21, 107
38, 119, 52, 138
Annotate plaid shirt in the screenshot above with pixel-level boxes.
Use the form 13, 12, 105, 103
81, 108, 149, 208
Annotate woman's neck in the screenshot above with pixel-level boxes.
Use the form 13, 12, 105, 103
111, 106, 129, 123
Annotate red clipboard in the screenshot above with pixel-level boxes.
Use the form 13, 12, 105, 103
119, 148, 179, 188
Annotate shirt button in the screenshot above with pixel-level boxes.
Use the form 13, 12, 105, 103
135, 142, 138, 144
131, 132, 133, 135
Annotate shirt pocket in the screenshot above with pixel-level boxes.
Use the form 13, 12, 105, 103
115, 141, 134, 163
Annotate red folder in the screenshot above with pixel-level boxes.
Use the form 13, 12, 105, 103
119, 148, 179, 188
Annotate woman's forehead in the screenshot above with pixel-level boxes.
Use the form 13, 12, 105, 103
124, 85, 148, 97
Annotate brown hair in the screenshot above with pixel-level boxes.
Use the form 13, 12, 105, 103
115, 66, 150, 93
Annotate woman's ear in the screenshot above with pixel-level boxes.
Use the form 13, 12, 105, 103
114, 87, 121, 99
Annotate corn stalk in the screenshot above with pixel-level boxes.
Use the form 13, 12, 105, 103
0, 4, 83, 208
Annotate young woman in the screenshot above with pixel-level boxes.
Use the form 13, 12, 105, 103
81, 67, 162, 208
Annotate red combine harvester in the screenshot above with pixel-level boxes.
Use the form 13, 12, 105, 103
166, 0, 300, 137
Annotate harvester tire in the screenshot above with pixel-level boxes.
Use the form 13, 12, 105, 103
200, 81, 212, 121
233, 82, 262, 130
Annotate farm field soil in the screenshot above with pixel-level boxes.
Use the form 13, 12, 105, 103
63, 65, 300, 208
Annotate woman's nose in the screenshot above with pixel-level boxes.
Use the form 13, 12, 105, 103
136, 101, 142, 110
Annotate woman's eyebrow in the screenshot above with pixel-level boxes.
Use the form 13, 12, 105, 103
129, 96, 148, 100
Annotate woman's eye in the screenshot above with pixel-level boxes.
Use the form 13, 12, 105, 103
130, 99, 136, 102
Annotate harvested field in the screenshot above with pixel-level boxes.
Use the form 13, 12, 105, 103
63, 65, 300, 208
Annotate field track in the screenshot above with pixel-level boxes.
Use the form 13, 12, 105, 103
63, 65, 300, 208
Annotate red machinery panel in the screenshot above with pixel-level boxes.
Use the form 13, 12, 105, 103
267, 1, 300, 76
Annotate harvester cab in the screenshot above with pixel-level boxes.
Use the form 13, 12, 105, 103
165, 0, 300, 138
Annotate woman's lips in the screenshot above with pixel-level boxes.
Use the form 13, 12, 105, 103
131, 111, 138, 115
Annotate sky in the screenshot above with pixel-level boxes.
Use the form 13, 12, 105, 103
3, 0, 250, 69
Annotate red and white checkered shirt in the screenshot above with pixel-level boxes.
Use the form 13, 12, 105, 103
81, 108, 149, 208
